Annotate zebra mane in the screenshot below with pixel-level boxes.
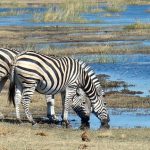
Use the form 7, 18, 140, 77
9, 48, 18, 53
78, 60, 102, 96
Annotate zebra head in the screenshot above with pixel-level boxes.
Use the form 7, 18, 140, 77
71, 88, 91, 128
94, 86, 110, 129
78, 61, 110, 129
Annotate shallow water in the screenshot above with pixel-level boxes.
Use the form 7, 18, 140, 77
36, 40, 150, 50
84, 5, 150, 26
69, 108, 150, 129
0, 5, 149, 27
72, 54, 150, 97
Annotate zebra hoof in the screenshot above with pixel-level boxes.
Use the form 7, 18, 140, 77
32, 121, 37, 126
16, 119, 23, 124
61, 120, 71, 128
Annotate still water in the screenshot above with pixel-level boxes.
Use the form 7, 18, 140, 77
69, 108, 150, 129
0, 5, 149, 27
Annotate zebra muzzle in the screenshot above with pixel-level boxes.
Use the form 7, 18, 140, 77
100, 118, 110, 129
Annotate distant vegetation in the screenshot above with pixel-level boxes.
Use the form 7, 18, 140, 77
124, 22, 150, 29
0, 0, 150, 23
105, 0, 127, 12
33, 0, 101, 23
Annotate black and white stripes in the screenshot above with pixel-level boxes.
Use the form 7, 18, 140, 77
8, 51, 110, 127
0, 48, 91, 126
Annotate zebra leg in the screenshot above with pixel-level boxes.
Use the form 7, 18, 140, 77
45, 94, 59, 124
14, 87, 22, 124
80, 117, 90, 130
0, 78, 7, 120
21, 85, 36, 126
61, 87, 76, 128
0, 78, 7, 93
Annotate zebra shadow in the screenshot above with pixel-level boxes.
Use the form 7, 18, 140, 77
0, 117, 61, 125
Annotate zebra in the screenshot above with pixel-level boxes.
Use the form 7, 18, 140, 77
0, 48, 91, 127
8, 51, 110, 128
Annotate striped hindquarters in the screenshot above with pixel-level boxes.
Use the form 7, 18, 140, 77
0, 48, 18, 79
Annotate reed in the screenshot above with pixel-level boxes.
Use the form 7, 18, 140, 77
33, 0, 101, 23
105, 0, 127, 12
124, 22, 150, 29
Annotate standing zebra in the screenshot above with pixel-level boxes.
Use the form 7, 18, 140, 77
0, 48, 91, 127
8, 51, 110, 128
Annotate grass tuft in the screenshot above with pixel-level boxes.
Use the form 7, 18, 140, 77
0, 124, 13, 136
33, 0, 101, 23
105, 0, 127, 12
98, 130, 113, 138
124, 22, 150, 29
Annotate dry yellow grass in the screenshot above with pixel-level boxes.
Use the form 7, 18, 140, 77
0, 26, 150, 57
0, 0, 150, 5
0, 123, 150, 150
106, 93, 150, 108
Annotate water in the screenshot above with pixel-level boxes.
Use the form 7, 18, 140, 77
36, 40, 148, 50
83, 5, 150, 26
87, 54, 150, 97
69, 108, 150, 129
0, 5, 149, 27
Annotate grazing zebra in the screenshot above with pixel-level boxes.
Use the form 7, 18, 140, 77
0, 48, 91, 127
8, 51, 110, 128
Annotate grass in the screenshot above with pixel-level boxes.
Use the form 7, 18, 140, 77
0, 0, 150, 7
0, 122, 150, 150
33, 0, 103, 23
105, 0, 127, 12
42, 45, 150, 58
0, 25, 150, 62
124, 22, 150, 30
106, 93, 150, 108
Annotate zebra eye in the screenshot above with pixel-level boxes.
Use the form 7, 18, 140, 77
82, 101, 86, 105
103, 94, 106, 97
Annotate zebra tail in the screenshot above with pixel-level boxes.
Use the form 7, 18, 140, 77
8, 64, 16, 107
